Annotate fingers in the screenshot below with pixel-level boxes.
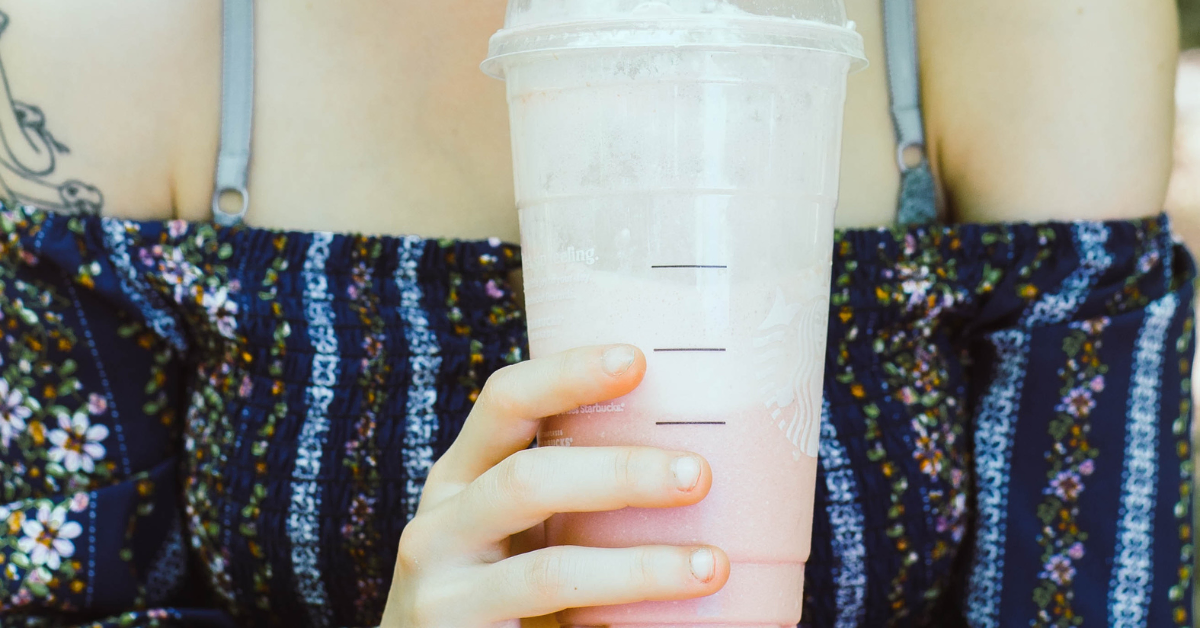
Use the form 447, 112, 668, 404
448, 447, 712, 547
431, 345, 646, 488
473, 544, 731, 623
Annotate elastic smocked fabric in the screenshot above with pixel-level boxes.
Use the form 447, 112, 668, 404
0, 206, 524, 628
0, 205, 1192, 628
805, 217, 1195, 627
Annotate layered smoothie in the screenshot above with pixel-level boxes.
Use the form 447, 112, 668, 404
484, 2, 863, 624
522, 190, 834, 625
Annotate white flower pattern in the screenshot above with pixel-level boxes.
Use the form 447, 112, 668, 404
16, 505, 82, 570
47, 410, 109, 473
202, 286, 239, 339
0, 378, 31, 449
159, 247, 201, 302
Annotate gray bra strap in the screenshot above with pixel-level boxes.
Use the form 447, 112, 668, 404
883, 0, 937, 226
883, 0, 924, 169
212, 0, 255, 227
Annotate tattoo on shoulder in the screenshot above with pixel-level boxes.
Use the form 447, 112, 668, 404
0, 10, 103, 215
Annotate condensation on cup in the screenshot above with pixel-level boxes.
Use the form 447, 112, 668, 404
484, 2, 866, 626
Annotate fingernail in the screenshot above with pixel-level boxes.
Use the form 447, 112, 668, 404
671, 455, 702, 492
602, 345, 636, 376
690, 548, 716, 583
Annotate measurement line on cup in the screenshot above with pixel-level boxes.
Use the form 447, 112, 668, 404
654, 348, 727, 353
651, 265, 728, 269
656, 421, 727, 426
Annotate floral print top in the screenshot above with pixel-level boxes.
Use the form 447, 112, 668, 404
0, 206, 523, 627
0, 205, 1192, 628
803, 217, 1195, 628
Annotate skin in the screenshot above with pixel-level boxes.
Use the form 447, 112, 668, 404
380, 345, 732, 628
0, 0, 1179, 625
1165, 57, 1199, 624
1167, 50, 1200, 244
918, 0, 1179, 224
0, 0, 1176, 232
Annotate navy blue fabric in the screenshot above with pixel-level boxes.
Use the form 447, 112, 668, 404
0, 207, 1192, 628
802, 219, 1196, 627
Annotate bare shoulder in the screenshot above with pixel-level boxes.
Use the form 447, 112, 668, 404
0, 1, 218, 219
918, 0, 1180, 223
1166, 50, 1200, 245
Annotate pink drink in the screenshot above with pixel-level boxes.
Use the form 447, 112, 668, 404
525, 210, 831, 627
484, 3, 864, 625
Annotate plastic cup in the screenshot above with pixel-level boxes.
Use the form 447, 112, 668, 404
484, 2, 864, 625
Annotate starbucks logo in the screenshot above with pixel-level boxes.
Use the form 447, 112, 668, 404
754, 278, 828, 460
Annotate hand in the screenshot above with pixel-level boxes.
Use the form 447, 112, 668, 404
380, 345, 730, 627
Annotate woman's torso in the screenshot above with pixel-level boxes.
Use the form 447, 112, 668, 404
0, 3, 1190, 627
0, 0, 1178, 237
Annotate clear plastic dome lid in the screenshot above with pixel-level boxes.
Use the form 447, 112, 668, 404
505, 0, 852, 29
484, 0, 866, 78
